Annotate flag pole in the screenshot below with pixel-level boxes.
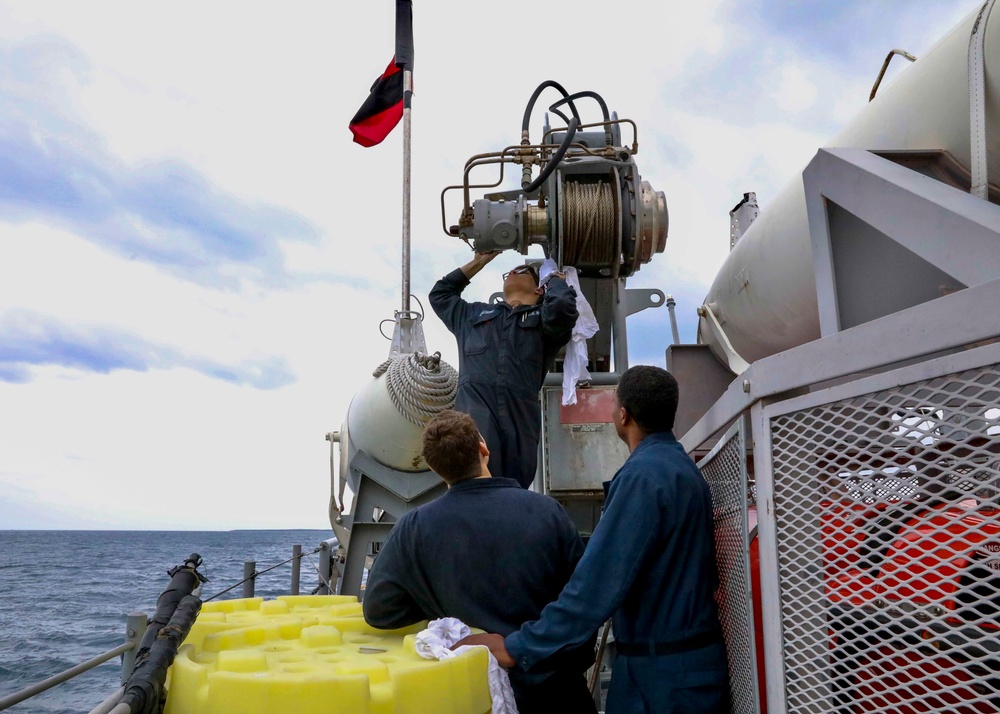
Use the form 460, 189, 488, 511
348, 1, 419, 355
401, 67, 412, 315
392, 0, 423, 356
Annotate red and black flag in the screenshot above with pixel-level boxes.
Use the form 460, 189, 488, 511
349, 0, 414, 148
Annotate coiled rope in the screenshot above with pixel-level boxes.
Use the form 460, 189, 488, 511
563, 179, 616, 266
372, 351, 458, 427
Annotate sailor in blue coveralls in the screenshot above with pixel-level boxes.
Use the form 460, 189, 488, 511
429, 251, 578, 488
363, 409, 598, 713
457, 366, 731, 713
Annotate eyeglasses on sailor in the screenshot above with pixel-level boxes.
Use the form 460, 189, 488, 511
502, 265, 538, 282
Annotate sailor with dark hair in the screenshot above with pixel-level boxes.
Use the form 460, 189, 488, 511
458, 365, 730, 713
429, 251, 578, 488
363, 409, 598, 714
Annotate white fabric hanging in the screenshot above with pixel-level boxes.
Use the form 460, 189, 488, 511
414, 618, 518, 714
539, 259, 599, 406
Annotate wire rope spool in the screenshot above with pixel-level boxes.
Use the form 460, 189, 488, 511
444, 82, 667, 278
347, 352, 458, 472
562, 179, 617, 267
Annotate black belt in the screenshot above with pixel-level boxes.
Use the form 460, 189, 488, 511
616, 629, 724, 657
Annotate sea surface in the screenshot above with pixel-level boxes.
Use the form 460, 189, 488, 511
0, 529, 334, 714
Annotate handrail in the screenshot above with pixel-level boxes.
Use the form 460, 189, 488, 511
0, 545, 323, 714
0, 642, 135, 711
4, 543, 315, 713
87, 686, 126, 714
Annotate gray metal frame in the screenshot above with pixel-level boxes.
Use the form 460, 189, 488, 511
680, 146, 1000, 714
340, 449, 446, 597
696, 419, 760, 714
683, 145, 1000, 455
803, 148, 1000, 337
681, 275, 1000, 455
754, 340, 1000, 714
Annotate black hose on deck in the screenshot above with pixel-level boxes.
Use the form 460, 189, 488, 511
120, 554, 206, 714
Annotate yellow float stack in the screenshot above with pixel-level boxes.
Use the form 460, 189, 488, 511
163, 595, 492, 714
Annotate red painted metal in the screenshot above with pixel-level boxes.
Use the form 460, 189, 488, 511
558, 387, 618, 424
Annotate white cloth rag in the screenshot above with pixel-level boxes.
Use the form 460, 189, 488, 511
414, 617, 518, 714
539, 259, 599, 406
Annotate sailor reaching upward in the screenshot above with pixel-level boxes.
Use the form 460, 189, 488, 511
429, 251, 578, 488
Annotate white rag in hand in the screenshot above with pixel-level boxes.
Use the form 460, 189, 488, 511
540, 259, 599, 406
414, 617, 518, 714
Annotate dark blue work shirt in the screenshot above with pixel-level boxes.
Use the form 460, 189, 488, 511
429, 268, 577, 488
363, 477, 596, 705
505, 431, 726, 707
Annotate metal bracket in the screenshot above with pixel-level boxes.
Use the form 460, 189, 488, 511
389, 312, 428, 357
623, 288, 665, 317
696, 303, 750, 376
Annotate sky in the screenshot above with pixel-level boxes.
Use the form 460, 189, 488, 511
0, 0, 978, 530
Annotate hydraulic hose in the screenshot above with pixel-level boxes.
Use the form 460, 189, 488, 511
549, 90, 611, 131
521, 80, 579, 135
523, 117, 578, 193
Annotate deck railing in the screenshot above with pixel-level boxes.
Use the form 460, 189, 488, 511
0, 544, 320, 714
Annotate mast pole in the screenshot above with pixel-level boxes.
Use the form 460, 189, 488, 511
401, 68, 412, 314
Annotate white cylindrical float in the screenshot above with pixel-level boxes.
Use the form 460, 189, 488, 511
347, 375, 429, 472
698, 5, 1000, 368
345, 352, 458, 473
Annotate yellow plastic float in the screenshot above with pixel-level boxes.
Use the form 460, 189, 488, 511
163, 595, 492, 714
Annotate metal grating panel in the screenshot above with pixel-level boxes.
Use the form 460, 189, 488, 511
769, 363, 1000, 713
699, 421, 760, 714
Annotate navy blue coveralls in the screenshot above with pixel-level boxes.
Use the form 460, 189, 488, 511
363, 477, 598, 714
429, 268, 578, 488
505, 431, 730, 714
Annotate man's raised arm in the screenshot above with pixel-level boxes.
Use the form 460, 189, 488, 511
429, 251, 500, 332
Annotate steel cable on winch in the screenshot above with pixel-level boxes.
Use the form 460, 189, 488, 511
372, 351, 458, 427
563, 180, 616, 266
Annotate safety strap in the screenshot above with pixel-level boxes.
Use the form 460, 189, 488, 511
969, 0, 996, 200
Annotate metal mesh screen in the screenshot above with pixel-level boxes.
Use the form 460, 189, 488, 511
699, 423, 759, 714
769, 364, 1000, 713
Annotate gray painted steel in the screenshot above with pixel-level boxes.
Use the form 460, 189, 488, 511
119, 612, 147, 686
696, 421, 760, 714
290, 544, 302, 596
681, 276, 1000, 454
667, 344, 738, 446
541, 385, 629, 495
86, 687, 126, 714
242, 561, 256, 598
757, 341, 1000, 713
340, 449, 446, 597
803, 148, 1000, 337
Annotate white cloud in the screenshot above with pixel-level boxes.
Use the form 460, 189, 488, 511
772, 64, 819, 113
0, 0, 976, 529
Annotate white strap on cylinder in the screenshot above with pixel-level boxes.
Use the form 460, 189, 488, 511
969, 0, 996, 200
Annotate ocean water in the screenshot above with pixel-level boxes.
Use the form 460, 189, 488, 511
0, 529, 333, 714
